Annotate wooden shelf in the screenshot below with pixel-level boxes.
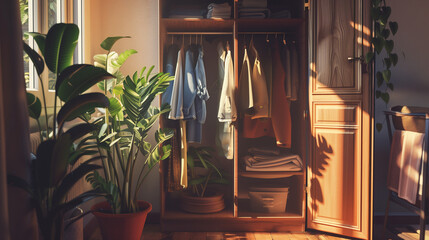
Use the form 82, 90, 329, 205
237, 18, 305, 32
238, 211, 304, 219
163, 208, 234, 220
239, 170, 303, 179
161, 18, 234, 33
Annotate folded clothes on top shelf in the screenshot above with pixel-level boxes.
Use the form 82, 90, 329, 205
238, 7, 270, 19
168, 5, 205, 18
207, 3, 232, 19
243, 152, 303, 172
240, 0, 267, 8
270, 10, 292, 19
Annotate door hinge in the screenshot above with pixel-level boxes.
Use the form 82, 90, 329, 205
304, 0, 310, 11
234, 196, 238, 206
306, 186, 311, 194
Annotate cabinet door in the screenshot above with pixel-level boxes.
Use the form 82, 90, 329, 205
307, 0, 372, 239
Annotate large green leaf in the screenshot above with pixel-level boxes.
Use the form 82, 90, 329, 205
52, 163, 101, 206
26, 32, 46, 55
108, 97, 123, 117
44, 23, 79, 74
389, 21, 398, 35
35, 140, 56, 190
26, 92, 42, 119
65, 123, 97, 141
23, 42, 44, 76
100, 36, 130, 51
51, 133, 73, 186
112, 49, 137, 68
57, 93, 109, 130
7, 175, 32, 195
56, 64, 114, 102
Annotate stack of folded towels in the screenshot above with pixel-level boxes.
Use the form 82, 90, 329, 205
243, 147, 303, 171
239, 0, 270, 18
207, 3, 232, 19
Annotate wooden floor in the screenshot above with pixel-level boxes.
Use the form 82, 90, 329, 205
88, 224, 352, 240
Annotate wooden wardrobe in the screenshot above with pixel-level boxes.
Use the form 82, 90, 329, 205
158, 0, 373, 239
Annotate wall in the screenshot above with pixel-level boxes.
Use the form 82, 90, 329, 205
373, 0, 429, 215
84, 0, 161, 212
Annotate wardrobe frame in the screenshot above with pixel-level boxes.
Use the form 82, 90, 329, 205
158, 0, 308, 232
158, 0, 373, 238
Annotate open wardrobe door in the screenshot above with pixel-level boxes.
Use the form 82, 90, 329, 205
307, 0, 372, 239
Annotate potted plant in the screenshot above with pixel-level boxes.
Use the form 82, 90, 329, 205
85, 37, 174, 240
8, 23, 112, 240
180, 146, 228, 214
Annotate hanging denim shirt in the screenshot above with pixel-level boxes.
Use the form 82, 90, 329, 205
182, 45, 198, 120
162, 44, 179, 105
168, 47, 184, 120
187, 46, 209, 143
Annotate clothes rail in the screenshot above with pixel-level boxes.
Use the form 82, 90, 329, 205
238, 32, 292, 35
167, 32, 232, 35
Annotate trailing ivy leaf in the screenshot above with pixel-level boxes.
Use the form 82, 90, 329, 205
372, 0, 382, 7
384, 58, 391, 69
390, 53, 398, 66
380, 7, 391, 25
371, 37, 384, 54
387, 83, 394, 91
381, 28, 390, 38
376, 123, 383, 132
100, 36, 130, 51
365, 52, 374, 64
381, 92, 390, 104
376, 72, 383, 87
374, 22, 381, 37
370, 7, 380, 20
389, 21, 398, 35
385, 40, 394, 54
375, 90, 381, 99
382, 69, 391, 82
27, 92, 42, 119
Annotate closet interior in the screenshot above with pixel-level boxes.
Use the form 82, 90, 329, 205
158, 0, 308, 232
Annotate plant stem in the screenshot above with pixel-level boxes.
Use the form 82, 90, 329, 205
201, 171, 212, 198
37, 73, 49, 140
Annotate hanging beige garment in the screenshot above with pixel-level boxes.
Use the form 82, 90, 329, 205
180, 120, 188, 188
249, 39, 269, 119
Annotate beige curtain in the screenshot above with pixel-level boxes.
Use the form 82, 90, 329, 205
0, 0, 38, 239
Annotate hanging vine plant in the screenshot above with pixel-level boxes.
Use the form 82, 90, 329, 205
365, 0, 399, 132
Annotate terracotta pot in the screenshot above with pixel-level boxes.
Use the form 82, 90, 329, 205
91, 201, 152, 240
180, 192, 225, 214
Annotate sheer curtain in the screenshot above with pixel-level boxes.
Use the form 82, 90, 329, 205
0, 0, 38, 239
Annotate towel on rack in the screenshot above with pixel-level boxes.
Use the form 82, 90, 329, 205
387, 130, 425, 204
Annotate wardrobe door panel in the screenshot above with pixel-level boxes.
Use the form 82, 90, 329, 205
308, 0, 372, 239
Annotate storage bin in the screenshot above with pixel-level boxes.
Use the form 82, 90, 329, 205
249, 187, 289, 213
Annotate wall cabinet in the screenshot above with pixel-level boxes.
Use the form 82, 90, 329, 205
158, 0, 373, 239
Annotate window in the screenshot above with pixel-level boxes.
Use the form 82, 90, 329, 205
20, 0, 84, 93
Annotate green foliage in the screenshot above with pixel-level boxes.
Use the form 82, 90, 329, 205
187, 146, 228, 198
87, 37, 174, 214
367, 0, 400, 132
10, 23, 111, 240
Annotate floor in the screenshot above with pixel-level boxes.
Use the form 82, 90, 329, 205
87, 223, 429, 239
88, 224, 352, 240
